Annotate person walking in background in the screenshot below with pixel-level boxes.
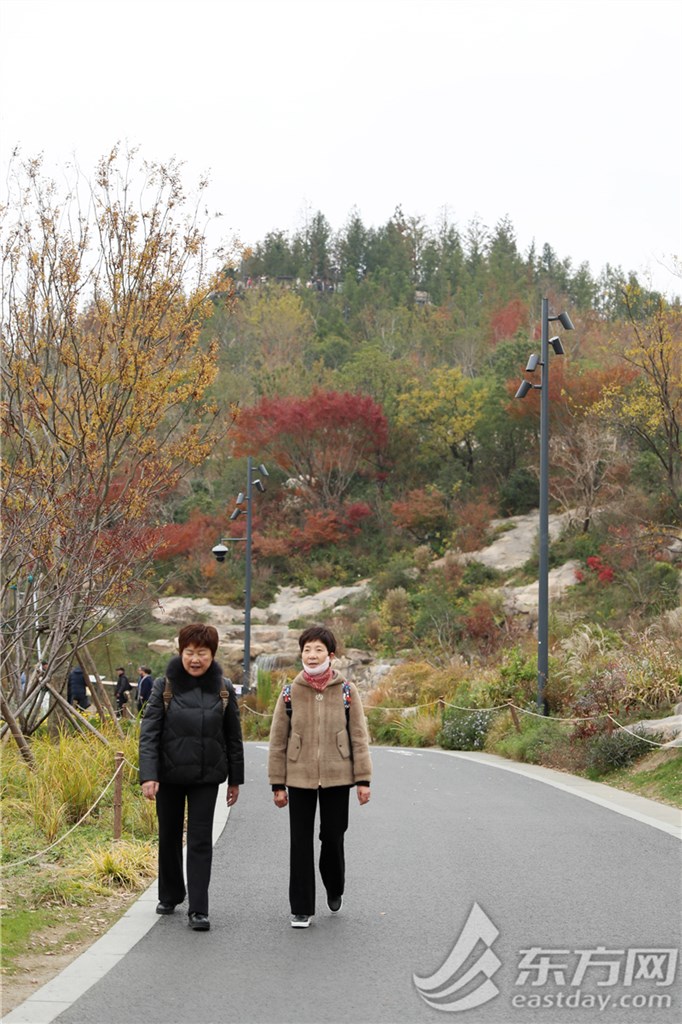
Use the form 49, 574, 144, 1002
268, 625, 372, 929
67, 664, 91, 710
136, 666, 153, 712
138, 624, 244, 932
114, 666, 132, 717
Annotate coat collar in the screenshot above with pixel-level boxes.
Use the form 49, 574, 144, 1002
165, 655, 223, 688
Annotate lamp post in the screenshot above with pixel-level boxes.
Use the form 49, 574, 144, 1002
224, 457, 269, 694
515, 298, 574, 713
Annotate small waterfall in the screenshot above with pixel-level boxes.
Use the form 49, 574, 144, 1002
251, 653, 286, 700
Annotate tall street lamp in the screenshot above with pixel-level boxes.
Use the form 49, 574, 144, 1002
225, 457, 269, 694
515, 298, 574, 714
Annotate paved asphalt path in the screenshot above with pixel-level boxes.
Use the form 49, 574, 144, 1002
6, 744, 681, 1024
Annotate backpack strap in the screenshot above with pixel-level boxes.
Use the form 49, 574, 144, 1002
219, 681, 230, 712
282, 684, 292, 715
163, 677, 230, 712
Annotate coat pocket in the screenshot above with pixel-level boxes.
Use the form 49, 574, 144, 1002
336, 728, 351, 759
287, 732, 302, 762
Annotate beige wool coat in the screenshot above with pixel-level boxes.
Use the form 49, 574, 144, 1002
268, 672, 372, 789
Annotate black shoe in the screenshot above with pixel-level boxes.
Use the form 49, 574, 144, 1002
188, 912, 210, 931
327, 895, 343, 914
156, 902, 176, 915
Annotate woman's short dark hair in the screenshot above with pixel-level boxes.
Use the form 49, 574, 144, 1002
298, 626, 337, 655
178, 624, 219, 657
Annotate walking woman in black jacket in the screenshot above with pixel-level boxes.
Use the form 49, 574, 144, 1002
139, 624, 244, 931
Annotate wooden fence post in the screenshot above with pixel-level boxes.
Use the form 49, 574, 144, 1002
508, 703, 522, 733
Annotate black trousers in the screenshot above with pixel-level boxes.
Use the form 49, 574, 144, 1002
155, 782, 218, 915
287, 785, 350, 916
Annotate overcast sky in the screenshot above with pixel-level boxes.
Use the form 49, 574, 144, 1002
1, 0, 680, 297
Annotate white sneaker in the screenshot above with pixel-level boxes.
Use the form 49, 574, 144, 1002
291, 914, 311, 928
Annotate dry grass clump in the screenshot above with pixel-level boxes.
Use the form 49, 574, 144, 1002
364, 660, 465, 709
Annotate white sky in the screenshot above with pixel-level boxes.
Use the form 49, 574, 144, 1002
1, 0, 681, 296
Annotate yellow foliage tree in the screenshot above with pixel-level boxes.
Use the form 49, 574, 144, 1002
1, 149, 234, 735
397, 367, 488, 474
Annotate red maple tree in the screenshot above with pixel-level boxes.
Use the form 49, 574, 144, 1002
231, 390, 389, 510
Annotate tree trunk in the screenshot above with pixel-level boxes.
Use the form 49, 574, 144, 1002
43, 683, 112, 747
78, 647, 123, 737
0, 694, 35, 768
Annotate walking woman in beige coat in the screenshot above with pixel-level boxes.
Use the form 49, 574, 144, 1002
268, 626, 372, 928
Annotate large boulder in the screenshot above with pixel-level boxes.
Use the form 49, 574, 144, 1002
501, 561, 582, 621
631, 715, 682, 747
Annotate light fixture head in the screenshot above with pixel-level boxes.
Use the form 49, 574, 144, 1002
515, 379, 533, 400
211, 542, 229, 563
229, 508, 241, 521
549, 336, 565, 356
254, 479, 266, 493
557, 311, 574, 331
258, 464, 269, 477
526, 353, 539, 373
236, 492, 245, 504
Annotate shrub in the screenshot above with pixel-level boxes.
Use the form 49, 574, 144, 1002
381, 587, 412, 628
476, 645, 538, 708
413, 545, 433, 573
462, 600, 503, 656
498, 468, 538, 516
462, 561, 500, 586
451, 495, 496, 552
585, 728, 656, 776
395, 711, 442, 748
439, 706, 496, 750
372, 556, 416, 599
492, 714, 566, 764
365, 708, 405, 745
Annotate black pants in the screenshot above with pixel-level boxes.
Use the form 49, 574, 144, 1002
288, 785, 350, 916
155, 782, 218, 915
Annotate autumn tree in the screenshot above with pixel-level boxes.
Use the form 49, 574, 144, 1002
509, 363, 635, 528
549, 416, 622, 531
397, 367, 488, 476
598, 290, 681, 511
230, 390, 389, 512
1, 149, 231, 739
215, 287, 315, 392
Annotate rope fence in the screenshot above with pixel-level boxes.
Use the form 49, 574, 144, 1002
239, 696, 674, 747
2, 696, 675, 872
1, 758, 127, 872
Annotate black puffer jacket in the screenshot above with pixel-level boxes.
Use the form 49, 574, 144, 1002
138, 657, 244, 787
